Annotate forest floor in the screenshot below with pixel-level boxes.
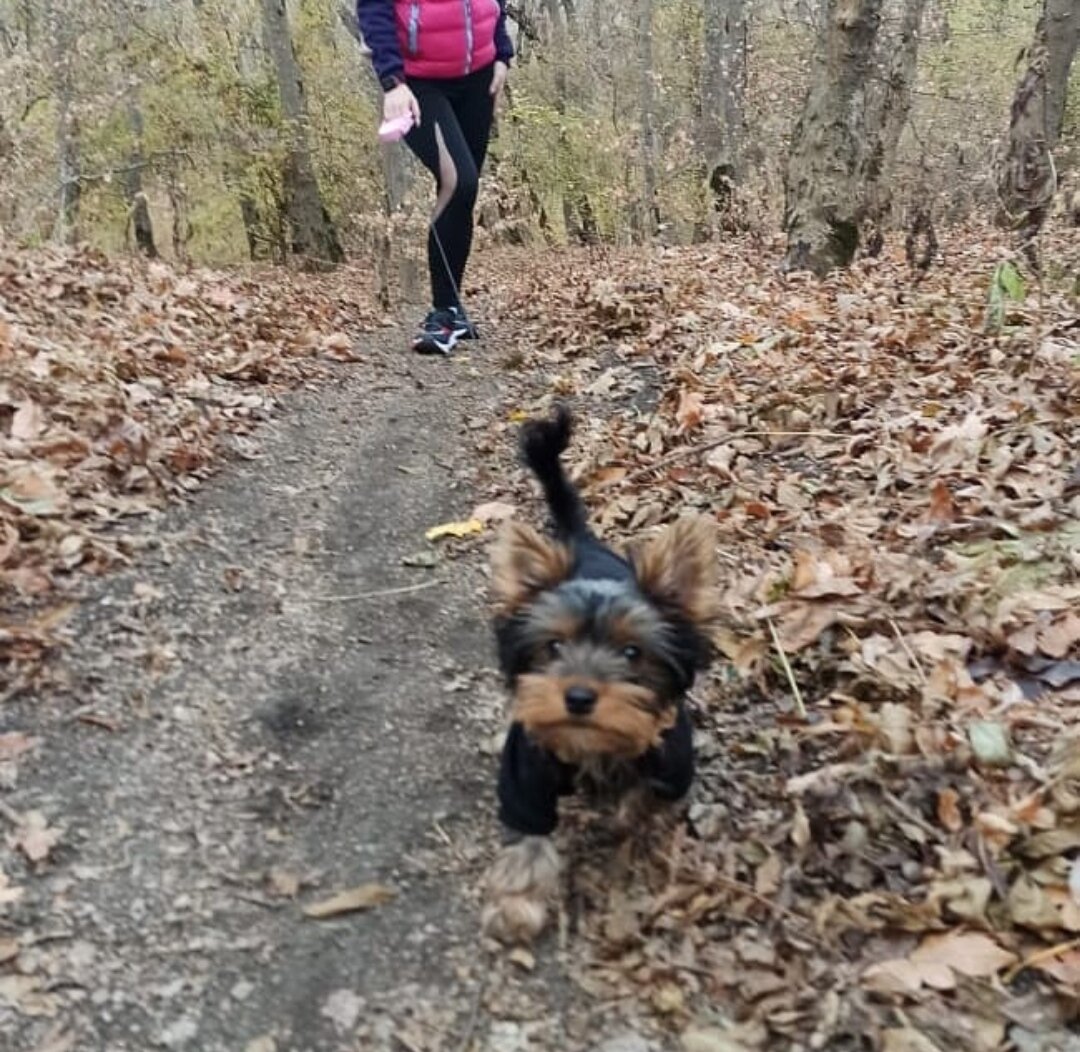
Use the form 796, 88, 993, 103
1, 223, 1079, 1052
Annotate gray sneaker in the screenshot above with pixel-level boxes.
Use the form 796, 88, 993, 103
411, 309, 459, 355
449, 306, 479, 340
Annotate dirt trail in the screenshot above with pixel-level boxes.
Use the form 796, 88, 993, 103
3, 340, 653, 1052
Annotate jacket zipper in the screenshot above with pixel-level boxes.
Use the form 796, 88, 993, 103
462, 0, 474, 74
407, 1, 420, 54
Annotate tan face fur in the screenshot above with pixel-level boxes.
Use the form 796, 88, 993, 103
492, 515, 720, 761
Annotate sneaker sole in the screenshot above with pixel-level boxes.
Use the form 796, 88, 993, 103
412, 332, 458, 355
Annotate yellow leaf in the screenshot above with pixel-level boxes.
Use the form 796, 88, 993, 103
652, 982, 685, 1014
425, 519, 484, 542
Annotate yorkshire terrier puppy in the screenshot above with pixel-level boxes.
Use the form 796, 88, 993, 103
482, 405, 720, 944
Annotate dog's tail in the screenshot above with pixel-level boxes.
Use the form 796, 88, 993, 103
519, 404, 590, 541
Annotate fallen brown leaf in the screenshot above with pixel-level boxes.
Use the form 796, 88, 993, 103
302, 883, 396, 919
881, 1027, 945, 1052
10, 400, 45, 441
936, 788, 963, 833
471, 500, 516, 524
268, 868, 302, 899
15, 811, 62, 864
676, 389, 705, 431
910, 930, 1017, 979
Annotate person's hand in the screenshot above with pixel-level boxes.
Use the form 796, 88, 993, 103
490, 60, 508, 97
384, 83, 421, 126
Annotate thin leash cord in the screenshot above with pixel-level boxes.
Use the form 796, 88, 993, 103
428, 218, 474, 334
426, 117, 476, 337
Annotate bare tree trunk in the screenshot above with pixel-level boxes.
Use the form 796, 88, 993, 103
996, 0, 1080, 248
166, 167, 194, 265
637, 0, 659, 241
782, 0, 885, 275
543, 0, 592, 243
862, 0, 929, 250
46, 0, 79, 245
700, 0, 747, 222
259, 0, 344, 268
115, 12, 158, 258
338, 5, 419, 300
123, 100, 158, 258
542, 0, 562, 32
0, 111, 12, 168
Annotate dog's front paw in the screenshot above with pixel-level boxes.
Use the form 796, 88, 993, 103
481, 835, 561, 945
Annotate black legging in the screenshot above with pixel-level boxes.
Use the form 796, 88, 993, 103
404, 65, 495, 312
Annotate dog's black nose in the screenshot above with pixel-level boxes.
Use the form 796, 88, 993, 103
564, 685, 598, 716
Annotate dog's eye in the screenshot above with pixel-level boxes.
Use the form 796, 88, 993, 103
547, 639, 564, 658
622, 644, 642, 661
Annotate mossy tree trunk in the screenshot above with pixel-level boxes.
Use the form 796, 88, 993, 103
259, 0, 345, 268
636, 0, 659, 241
996, 0, 1080, 249
46, 0, 80, 245
782, 0, 885, 276
115, 9, 158, 259
700, 0, 747, 223
123, 100, 158, 259
862, 0, 929, 249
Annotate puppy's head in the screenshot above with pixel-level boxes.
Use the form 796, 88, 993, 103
491, 517, 719, 764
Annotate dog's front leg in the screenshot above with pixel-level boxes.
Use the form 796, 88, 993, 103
482, 832, 561, 944
484, 722, 563, 943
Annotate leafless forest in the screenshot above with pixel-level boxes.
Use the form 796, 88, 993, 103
1, 0, 1076, 276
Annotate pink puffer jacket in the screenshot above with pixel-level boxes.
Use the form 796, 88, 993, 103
397, 0, 500, 79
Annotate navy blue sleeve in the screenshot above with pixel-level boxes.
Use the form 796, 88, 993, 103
494, 0, 514, 64
356, 0, 405, 87
638, 703, 694, 801
498, 723, 560, 836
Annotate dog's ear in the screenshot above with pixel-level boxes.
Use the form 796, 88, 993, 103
491, 521, 572, 613
631, 515, 720, 627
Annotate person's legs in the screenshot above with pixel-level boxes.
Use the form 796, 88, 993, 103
404, 81, 484, 316
443, 68, 496, 304
453, 67, 497, 172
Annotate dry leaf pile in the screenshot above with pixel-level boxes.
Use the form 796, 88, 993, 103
1, 224, 1076, 1049
472, 223, 1080, 1049
0, 245, 376, 697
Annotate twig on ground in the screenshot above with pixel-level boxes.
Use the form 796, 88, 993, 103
882, 788, 942, 843
766, 617, 807, 720
455, 971, 489, 1052
233, 893, 279, 911
619, 429, 845, 485
889, 618, 927, 683
1004, 936, 1080, 983
973, 831, 1010, 901
301, 579, 443, 603
710, 871, 813, 926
